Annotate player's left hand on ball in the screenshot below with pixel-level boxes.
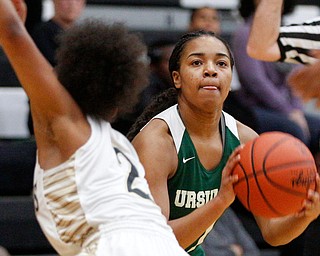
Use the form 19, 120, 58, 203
296, 173, 320, 219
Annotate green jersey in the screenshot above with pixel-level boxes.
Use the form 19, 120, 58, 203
153, 105, 241, 256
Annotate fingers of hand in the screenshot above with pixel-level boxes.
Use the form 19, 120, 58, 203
302, 189, 320, 219
224, 147, 241, 175
222, 145, 243, 184
308, 189, 319, 205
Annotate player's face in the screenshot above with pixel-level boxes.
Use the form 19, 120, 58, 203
172, 36, 232, 110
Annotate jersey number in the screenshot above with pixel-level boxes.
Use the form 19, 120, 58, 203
114, 148, 151, 200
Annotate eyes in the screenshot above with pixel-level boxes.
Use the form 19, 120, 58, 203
191, 59, 229, 68
192, 60, 202, 66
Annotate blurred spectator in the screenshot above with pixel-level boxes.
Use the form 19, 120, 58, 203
188, 6, 221, 35
31, 0, 86, 66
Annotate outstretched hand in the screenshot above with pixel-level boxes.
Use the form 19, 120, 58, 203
11, 0, 27, 23
288, 50, 320, 107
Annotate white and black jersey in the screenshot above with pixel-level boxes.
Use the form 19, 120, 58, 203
278, 17, 320, 64
33, 116, 188, 256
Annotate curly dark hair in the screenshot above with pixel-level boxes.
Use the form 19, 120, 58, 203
55, 19, 149, 122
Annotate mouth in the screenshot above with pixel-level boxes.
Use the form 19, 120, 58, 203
201, 85, 219, 90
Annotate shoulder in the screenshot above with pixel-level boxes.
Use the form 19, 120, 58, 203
132, 118, 177, 175
236, 120, 259, 145
133, 118, 172, 150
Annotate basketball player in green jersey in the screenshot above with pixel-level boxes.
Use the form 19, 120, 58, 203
130, 31, 320, 256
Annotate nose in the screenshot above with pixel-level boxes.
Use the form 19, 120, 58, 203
204, 63, 217, 77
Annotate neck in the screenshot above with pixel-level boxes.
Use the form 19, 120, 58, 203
178, 101, 222, 139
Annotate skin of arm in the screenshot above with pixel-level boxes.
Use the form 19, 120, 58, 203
246, 0, 283, 61
0, 0, 90, 169
132, 119, 256, 249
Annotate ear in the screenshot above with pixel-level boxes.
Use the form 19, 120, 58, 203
172, 71, 181, 89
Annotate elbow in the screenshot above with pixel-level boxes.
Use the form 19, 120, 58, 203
246, 44, 280, 62
261, 232, 293, 247
262, 235, 280, 247
246, 44, 263, 61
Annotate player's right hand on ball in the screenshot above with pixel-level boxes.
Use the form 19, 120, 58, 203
217, 145, 243, 207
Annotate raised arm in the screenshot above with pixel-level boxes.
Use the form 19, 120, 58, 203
246, 0, 282, 61
0, 0, 88, 167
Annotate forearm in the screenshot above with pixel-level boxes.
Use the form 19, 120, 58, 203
169, 195, 229, 249
247, 0, 283, 61
256, 215, 314, 246
0, 0, 34, 90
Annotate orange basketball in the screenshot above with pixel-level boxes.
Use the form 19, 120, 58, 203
233, 131, 317, 218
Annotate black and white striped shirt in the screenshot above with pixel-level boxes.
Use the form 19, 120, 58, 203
277, 16, 320, 64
